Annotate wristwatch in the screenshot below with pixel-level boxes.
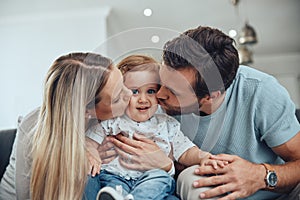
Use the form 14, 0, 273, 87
261, 163, 278, 189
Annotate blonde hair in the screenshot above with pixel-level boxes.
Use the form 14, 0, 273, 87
117, 54, 160, 75
30, 52, 112, 200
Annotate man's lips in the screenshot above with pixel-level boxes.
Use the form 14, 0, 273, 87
158, 100, 167, 108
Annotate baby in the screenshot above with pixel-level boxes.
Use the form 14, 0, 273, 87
86, 55, 227, 200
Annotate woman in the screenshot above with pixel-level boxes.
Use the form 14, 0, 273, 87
0, 52, 132, 200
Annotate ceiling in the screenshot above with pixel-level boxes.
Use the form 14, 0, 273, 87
1, 0, 299, 57
105, 0, 300, 57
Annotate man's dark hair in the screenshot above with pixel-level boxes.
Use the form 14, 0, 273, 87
163, 26, 239, 98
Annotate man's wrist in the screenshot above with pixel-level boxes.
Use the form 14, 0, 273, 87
258, 164, 268, 190
261, 163, 278, 189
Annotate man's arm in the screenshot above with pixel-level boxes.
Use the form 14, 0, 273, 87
270, 131, 300, 192
193, 131, 300, 200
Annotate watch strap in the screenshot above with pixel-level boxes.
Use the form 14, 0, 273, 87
262, 163, 275, 172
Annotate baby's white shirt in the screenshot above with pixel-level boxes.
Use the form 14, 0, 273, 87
86, 113, 195, 179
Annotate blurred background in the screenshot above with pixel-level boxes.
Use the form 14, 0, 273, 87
0, 0, 299, 129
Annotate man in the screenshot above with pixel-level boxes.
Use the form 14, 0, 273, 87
110, 26, 300, 199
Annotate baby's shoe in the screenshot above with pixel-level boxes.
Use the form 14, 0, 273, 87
97, 186, 134, 200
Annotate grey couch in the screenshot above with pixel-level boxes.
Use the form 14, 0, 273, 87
0, 128, 16, 180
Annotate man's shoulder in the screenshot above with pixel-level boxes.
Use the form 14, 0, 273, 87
237, 65, 275, 83
230, 65, 281, 98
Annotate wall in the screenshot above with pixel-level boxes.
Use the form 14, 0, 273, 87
0, 7, 110, 129
0, 1, 299, 129
252, 53, 300, 108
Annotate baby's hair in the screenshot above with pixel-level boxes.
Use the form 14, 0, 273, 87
117, 54, 160, 75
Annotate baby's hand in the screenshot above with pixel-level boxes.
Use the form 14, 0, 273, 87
202, 158, 228, 169
199, 152, 228, 169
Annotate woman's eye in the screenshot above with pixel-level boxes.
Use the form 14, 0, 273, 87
131, 89, 139, 95
112, 98, 120, 104
147, 89, 157, 94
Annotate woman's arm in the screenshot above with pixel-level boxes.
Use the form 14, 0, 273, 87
15, 109, 40, 200
85, 137, 102, 176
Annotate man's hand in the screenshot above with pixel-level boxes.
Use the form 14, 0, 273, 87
107, 133, 173, 172
193, 154, 265, 199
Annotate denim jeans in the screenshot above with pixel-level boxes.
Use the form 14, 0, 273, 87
83, 174, 102, 200
98, 169, 177, 200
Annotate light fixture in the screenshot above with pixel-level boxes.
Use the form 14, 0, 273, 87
231, 0, 239, 6
143, 8, 152, 17
230, 0, 258, 64
151, 35, 160, 43
238, 46, 253, 65
229, 29, 237, 38
238, 22, 258, 45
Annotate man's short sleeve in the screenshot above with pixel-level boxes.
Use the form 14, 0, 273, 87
255, 76, 300, 147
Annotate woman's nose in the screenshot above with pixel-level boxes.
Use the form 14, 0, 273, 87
123, 87, 132, 101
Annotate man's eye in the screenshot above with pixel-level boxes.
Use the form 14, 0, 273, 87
147, 89, 157, 94
131, 89, 139, 95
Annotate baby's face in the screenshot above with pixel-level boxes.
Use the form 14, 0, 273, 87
124, 70, 159, 122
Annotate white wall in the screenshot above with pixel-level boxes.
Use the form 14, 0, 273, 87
252, 53, 300, 108
0, 7, 110, 129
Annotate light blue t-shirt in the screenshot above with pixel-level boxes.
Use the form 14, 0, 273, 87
177, 65, 300, 200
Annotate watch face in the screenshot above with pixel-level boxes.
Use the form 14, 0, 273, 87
267, 171, 278, 187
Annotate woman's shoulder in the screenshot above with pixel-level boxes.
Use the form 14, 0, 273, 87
18, 107, 40, 134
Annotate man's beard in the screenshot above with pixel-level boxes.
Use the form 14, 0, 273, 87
158, 99, 200, 116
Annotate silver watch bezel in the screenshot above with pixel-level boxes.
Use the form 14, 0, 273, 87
266, 170, 278, 188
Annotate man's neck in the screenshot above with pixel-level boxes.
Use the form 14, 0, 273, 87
200, 92, 226, 115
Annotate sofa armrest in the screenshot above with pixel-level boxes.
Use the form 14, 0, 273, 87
0, 129, 17, 181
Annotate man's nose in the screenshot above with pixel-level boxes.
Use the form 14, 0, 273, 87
156, 86, 168, 100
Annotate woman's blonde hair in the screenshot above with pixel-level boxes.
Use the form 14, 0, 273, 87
30, 52, 112, 200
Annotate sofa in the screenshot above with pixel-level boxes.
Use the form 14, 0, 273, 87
0, 128, 17, 180
1, 110, 300, 181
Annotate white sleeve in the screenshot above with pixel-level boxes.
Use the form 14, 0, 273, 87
167, 117, 195, 161
85, 118, 124, 144
85, 124, 105, 144
167, 162, 175, 177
